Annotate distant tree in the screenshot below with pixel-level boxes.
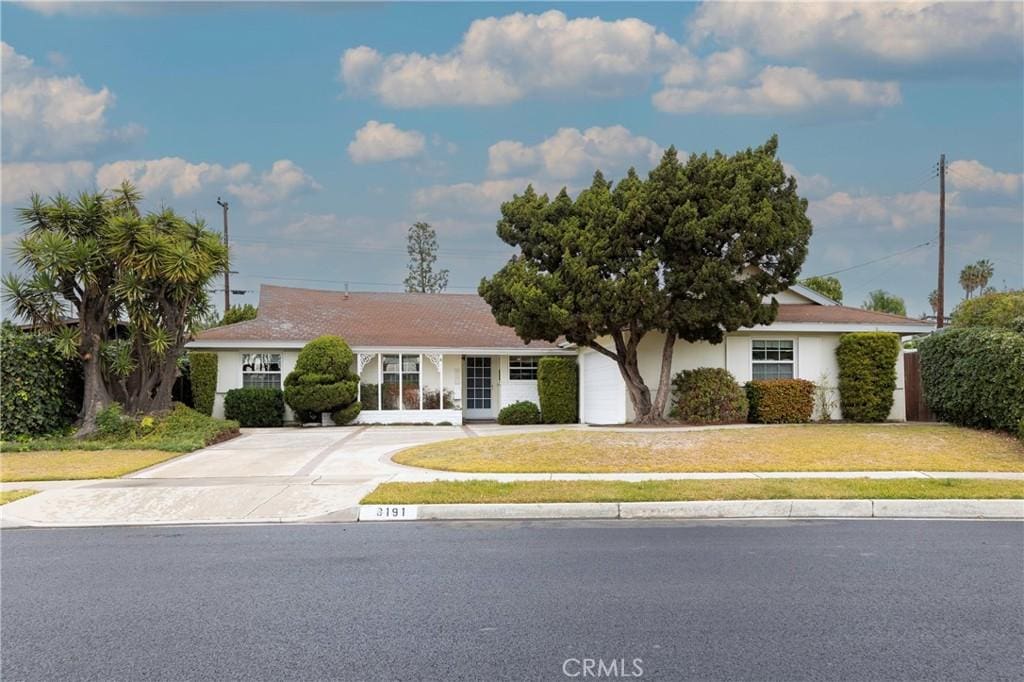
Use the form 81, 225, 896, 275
959, 260, 993, 300
480, 136, 812, 423
800, 276, 843, 303
404, 222, 449, 293
221, 304, 258, 326
863, 289, 907, 316
928, 289, 940, 316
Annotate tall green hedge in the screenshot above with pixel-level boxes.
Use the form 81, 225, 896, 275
189, 352, 218, 417
918, 327, 1024, 433
537, 357, 578, 424
1, 323, 76, 438
836, 332, 901, 422
224, 388, 284, 427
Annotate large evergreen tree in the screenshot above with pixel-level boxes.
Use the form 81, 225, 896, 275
480, 136, 813, 423
404, 222, 449, 293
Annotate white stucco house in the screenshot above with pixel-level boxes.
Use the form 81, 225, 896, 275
189, 283, 932, 425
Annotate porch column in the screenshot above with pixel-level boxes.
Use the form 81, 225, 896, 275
419, 353, 424, 410
439, 355, 444, 409
377, 352, 382, 410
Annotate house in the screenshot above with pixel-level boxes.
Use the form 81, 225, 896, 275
188, 283, 933, 425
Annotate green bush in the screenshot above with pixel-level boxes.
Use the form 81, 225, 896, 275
951, 290, 1024, 331
0, 323, 77, 438
1018, 416, 1024, 443
284, 335, 360, 424
224, 388, 284, 427
836, 332, 901, 422
221, 304, 258, 326
537, 357, 578, 423
669, 368, 747, 424
745, 379, 815, 423
189, 352, 218, 416
497, 401, 541, 425
96, 402, 133, 437
918, 327, 1024, 434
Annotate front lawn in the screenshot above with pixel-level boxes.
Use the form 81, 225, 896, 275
0, 489, 38, 504
392, 424, 1024, 473
362, 478, 1024, 505
1, 450, 189, 482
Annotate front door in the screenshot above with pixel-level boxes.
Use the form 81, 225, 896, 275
464, 357, 494, 420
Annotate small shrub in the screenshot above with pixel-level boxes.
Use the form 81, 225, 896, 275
813, 372, 838, 421
189, 352, 218, 417
95, 402, 134, 437
497, 401, 541, 425
224, 388, 284, 427
746, 379, 816, 424
537, 357, 578, 423
669, 368, 747, 424
836, 332, 901, 422
331, 402, 361, 425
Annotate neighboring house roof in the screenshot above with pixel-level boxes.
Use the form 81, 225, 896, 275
191, 285, 565, 351
766, 304, 933, 332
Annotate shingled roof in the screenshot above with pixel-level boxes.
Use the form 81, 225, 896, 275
191, 284, 932, 349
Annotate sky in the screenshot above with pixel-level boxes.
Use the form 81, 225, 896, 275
2, 1, 1023, 318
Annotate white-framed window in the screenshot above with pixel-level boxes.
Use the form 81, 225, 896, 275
381, 353, 421, 410
241, 352, 282, 389
751, 340, 795, 380
508, 356, 539, 381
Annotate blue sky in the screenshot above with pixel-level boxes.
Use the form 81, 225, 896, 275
3, 1, 1022, 317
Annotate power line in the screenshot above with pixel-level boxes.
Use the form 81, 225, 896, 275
234, 273, 482, 292
807, 236, 937, 278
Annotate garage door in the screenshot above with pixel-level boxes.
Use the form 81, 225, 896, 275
581, 349, 626, 425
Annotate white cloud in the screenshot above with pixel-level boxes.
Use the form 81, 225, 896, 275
488, 126, 663, 179
947, 160, 1023, 195
226, 160, 321, 207
96, 157, 250, 197
413, 177, 580, 218
809, 190, 937, 232
783, 163, 832, 199
1, 42, 143, 160
689, 2, 1023, 73
347, 120, 426, 163
653, 66, 900, 116
1, 160, 94, 204
340, 10, 686, 107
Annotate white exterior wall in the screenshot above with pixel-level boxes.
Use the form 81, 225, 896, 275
496, 355, 541, 409
210, 349, 298, 420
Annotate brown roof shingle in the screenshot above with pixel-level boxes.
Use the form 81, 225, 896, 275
772, 304, 933, 327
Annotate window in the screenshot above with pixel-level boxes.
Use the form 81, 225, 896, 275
508, 356, 539, 381
751, 340, 794, 380
242, 353, 282, 389
381, 353, 421, 410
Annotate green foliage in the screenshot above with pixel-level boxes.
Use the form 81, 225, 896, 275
405, 222, 449, 293
331, 402, 362, 426
836, 333, 901, 422
537, 357, 578, 424
96, 403, 132, 437
745, 379, 815, 424
360, 383, 379, 411
1018, 416, 1024, 443
959, 259, 995, 299
669, 368, 747, 424
479, 136, 812, 422
918, 327, 1024, 434
189, 352, 218, 416
224, 388, 284, 427
951, 290, 1024, 331
284, 335, 360, 420
497, 401, 541, 425
0, 323, 76, 438
862, 290, 907, 316
800, 276, 843, 303
221, 304, 258, 326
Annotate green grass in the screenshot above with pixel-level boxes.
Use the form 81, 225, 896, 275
1, 404, 239, 454
361, 478, 1024, 505
393, 424, 1024, 473
0, 489, 38, 504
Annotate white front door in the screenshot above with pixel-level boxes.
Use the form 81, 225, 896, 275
464, 356, 494, 419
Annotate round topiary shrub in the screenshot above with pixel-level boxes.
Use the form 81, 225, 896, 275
283, 335, 361, 425
836, 332, 901, 422
669, 368, 747, 424
497, 400, 541, 425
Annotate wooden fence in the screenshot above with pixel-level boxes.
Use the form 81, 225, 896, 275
903, 351, 934, 422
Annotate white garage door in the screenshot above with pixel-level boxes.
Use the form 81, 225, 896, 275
582, 349, 627, 425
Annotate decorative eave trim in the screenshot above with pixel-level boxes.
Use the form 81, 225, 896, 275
739, 322, 934, 334
186, 340, 576, 355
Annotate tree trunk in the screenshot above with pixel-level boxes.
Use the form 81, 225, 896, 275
75, 316, 111, 439
649, 331, 677, 421
590, 330, 677, 425
147, 352, 181, 413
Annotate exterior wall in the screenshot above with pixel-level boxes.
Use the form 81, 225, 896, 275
210, 349, 298, 420
496, 355, 540, 409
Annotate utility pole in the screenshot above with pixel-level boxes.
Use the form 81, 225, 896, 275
217, 197, 230, 313
936, 154, 946, 328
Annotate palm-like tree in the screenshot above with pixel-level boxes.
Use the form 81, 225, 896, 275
974, 259, 995, 292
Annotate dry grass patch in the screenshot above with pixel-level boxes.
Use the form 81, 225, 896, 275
392, 424, 1024, 473
362, 478, 1024, 505
1, 450, 186, 482
0, 489, 38, 504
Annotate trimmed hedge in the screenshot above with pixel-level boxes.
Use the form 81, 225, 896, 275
224, 388, 284, 427
284, 335, 361, 425
0, 323, 76, 438
918, 327, 1024, 434
189, 352, 218, 417
836, 332, 901, 422
669, 368, 747, 425
497, 400, 541, 425
537, 357, 578, 423
746, 379, 815, 423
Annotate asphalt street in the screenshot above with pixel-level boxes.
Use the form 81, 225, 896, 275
2, 520, 1022, 681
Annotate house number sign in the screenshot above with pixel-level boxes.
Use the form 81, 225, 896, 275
359, 505, 418, 521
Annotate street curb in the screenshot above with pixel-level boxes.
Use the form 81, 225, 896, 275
358, 499, 1024, 522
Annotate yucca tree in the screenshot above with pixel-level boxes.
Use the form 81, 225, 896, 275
2, 183, 227, 435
